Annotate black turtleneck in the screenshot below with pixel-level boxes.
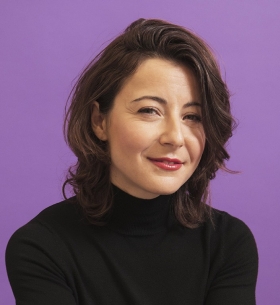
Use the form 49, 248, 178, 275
109, 185, 173, 235
6, 187, 258, 305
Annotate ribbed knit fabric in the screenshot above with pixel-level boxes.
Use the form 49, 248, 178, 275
6, 186, 258, 305
109, 185, 173, 235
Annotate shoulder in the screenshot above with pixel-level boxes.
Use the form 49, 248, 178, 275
6, 197, 92, 280
24, 196, 85, 232
5, 198, 87, 304
6, 197, 87, 258
210, 208, 255, 237
209, 209, 257, 245
34, 196, 83, 225
200, 209, 258, 303
207, 208, 258, 252
205, 208, 258, 277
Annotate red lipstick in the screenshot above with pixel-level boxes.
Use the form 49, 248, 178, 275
148, 157, 183, 171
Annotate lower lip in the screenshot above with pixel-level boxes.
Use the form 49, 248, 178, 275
149, 160, 183, 171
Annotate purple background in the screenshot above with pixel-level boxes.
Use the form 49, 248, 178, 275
1, 1, 279, 304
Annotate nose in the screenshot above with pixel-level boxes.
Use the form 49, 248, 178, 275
159, 118, 184, 148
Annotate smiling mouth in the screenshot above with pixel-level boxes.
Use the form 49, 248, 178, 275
148, 158, 183, 171
161, 160, 179, 165
148, 157, 183, 163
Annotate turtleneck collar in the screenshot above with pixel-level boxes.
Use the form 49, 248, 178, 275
108, 185, 174, 236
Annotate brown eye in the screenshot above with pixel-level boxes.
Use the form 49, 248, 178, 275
183, 114, 202, 122
138, 107, 159, 115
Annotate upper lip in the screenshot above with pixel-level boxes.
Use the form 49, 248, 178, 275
148, 157, 183, 164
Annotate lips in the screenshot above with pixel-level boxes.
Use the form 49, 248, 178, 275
148, 157, 183, 171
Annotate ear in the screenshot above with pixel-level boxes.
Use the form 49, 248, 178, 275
91, 101, 108, 141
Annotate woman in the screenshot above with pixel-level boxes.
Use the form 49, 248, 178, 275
6, 18, 258, 305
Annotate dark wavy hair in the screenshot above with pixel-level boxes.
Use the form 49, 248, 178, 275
63, 18, 235, 228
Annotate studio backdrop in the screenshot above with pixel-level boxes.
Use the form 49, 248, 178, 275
1, 1, 279, 304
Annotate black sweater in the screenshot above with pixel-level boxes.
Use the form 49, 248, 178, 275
6, 187, 258, 305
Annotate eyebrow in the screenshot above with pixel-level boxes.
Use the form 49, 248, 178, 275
131, 95, 201, 108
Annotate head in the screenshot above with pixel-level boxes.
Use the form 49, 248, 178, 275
64, 18, 235, 227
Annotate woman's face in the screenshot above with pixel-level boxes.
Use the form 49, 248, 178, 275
93, 58, 205, 199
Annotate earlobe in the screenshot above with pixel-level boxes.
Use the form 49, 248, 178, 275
91, 101, 108, 141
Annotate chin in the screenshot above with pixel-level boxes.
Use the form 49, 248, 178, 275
147, 183, 184, 197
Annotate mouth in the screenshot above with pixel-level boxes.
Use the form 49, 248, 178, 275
148, 157, 183, 163
148, 157, 183, 171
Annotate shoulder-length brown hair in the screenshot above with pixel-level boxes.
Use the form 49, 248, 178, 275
63, 18, 235, 228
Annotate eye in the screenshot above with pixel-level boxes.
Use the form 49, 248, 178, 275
138, 107, 159, 115
183, 113, 202, 122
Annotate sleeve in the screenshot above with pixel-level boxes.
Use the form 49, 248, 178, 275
205, 215, 258, 305
5, 221, 77, 305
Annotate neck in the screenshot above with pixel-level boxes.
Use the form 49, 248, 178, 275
108, 185, 173, 236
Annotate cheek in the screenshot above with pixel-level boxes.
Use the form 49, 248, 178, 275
108, 121, 148, 159
186, 128, 205, 162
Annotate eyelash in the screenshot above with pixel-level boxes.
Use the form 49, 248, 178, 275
183, 114, 202, 122
138, 107, 202, 122
138, 107, 159, 115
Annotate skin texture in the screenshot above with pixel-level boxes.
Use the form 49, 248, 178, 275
92, 58, 205, 199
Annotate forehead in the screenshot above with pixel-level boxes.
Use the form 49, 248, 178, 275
116, 58, 200, 102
